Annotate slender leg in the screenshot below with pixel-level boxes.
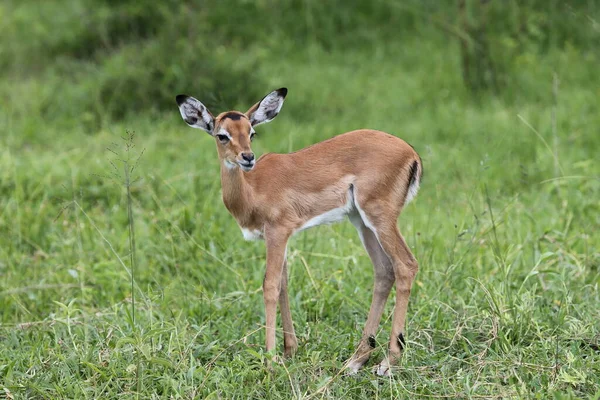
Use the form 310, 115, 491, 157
279, 258, 298, 357
370, 222, 418, 376
263, 227, 290, 354
346, 214, 395, 374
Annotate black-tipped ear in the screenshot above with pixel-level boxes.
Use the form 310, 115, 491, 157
176, 94, 190, 106
276, 88, 288, 98
175, 94, 215, 134
245, 88, 288, 127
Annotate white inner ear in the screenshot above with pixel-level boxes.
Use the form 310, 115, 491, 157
250, 92, 284, 126
179, 97, 214, 133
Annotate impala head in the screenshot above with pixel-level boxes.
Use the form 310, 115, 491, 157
176, 88, 287, 172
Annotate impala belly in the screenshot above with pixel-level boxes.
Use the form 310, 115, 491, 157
239, 186, 356, 241
297, 205, 348, 232
296, 185, 356, 234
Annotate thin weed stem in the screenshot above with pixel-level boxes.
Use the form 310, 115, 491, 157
125, 149, 138, 329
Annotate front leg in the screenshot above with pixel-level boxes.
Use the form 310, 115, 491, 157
279, 259, 298, 357
263, 226, 291, 353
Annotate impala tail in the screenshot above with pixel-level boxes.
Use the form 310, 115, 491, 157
405, 159, 423, 205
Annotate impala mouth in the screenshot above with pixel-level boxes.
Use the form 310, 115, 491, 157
238, 161, 255, 171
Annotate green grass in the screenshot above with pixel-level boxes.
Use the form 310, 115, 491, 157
1, 35, 599, 399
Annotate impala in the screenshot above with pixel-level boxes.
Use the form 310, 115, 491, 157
175, 88, 422, 375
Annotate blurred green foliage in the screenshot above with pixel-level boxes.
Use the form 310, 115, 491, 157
1, 0, 598, 125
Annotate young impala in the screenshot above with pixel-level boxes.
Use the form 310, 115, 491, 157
175, 88, 422, 375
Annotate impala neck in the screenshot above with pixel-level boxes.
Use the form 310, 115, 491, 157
220, 163, 253, 222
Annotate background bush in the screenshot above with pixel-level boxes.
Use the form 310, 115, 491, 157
2, 0, 598, 125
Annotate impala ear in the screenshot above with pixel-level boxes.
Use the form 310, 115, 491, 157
175, 95, 215, 134
245, 88, 287, 127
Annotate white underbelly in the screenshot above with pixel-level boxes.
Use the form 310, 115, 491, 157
239, 185, 357, 240
296, 186, 356, 233
241, 227, 263, 241
296, 206, 349, 233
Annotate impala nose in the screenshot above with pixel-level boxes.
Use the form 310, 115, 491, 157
241, 152, 255, 162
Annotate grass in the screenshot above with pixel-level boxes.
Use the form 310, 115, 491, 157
1, 35, 599, 398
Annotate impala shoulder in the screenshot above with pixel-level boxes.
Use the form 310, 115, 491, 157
256, 152, 293, 168
256, 152, 276, 163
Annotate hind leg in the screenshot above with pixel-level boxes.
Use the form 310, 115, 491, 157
345, 213, 395, 374
370, 220, 418, 376
353, 196, 418, 376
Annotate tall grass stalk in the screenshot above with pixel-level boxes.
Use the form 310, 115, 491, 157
124, 140, 138, 328
118, 132, 145, 396
552, 72, 560, 180
116, 131, 145, 332
78, 131, 144, 331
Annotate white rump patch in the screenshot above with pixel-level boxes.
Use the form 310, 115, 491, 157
405, 167, 421, 205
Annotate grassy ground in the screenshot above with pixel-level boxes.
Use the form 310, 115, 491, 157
1, 35, 599, 398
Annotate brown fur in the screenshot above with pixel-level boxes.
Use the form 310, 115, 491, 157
216, 126, 420, 234
177, 91, 422, 375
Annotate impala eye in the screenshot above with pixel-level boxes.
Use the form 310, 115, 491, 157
249, 131, 256, 141
216, 134, 230, 143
